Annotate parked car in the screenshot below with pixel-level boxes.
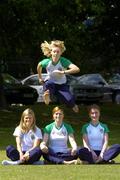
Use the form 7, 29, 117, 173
69, 74, 104, 103
76, 73, 120, 104
21, 74, 47, 102
2, 73, 38, 105
21, 73, 104, 104
108, 73, 120, 85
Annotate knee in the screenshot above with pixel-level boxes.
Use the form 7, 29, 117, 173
34, 147, 42, 156
6, 145, 15, 153
114, 144, 120, 151
77, 147, 89, 155
45, 80, 54, 87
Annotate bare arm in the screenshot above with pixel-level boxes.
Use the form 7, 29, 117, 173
54, 63, 80, 75
16, 136, 24, 160
40, 133, 49, 153
83, 134, 91, 151
99, 133, 108, 158
37, 63, 44, 83
83, 134, 98, 161
28, 138, 41, 152
64, 64, 80, 74
21, 138, 41, 161
69, 134, 78, 156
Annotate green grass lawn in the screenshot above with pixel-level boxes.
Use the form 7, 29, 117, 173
0, 103, 120, 180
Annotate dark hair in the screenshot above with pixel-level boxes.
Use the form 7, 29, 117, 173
88, 104, 100, 113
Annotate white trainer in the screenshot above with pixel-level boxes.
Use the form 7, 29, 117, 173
2, 160, 22, 165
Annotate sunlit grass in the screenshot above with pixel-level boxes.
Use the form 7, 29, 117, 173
0, 103, 120, 180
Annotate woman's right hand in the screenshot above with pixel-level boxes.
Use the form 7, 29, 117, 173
19, 152, 25, 161
39, 78, 45, 84
40, 144, 49, 153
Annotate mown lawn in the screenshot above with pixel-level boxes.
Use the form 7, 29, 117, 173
0, 103, 120, 180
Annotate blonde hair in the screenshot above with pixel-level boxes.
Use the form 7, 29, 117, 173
52, 106, 64, 115
19, 108, 36, 133
41, 40, 66, 57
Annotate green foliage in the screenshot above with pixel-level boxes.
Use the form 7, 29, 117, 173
0, 0, 120, 74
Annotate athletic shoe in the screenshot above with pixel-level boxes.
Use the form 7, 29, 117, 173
43, 90, 51, 105
64, 159, 78, 165
2, 160, 22, 165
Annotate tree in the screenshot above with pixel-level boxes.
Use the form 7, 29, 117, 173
0, 0, 120, 75
0, 60, 8, 109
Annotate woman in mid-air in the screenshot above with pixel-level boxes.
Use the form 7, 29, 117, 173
37, 40, 80, 113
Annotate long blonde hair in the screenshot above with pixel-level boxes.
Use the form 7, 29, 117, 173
41, 40, 66, 57
19, 108, 36, 133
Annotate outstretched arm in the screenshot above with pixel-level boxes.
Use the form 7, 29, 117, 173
64, 64, 80, 74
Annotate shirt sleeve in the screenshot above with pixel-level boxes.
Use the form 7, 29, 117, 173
81, 124, 88, 135
13, 126, 22, 137
64, 123, 74, 134
34, 127, 42, 140
60, 57, 72, 68
38, 58, 50, 68
43, 123, 54, 134
101, 123, 110, 133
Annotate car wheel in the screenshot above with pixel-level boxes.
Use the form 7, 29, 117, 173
115, 93, 120, 104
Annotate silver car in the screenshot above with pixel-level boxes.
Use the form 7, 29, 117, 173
21, 74, 47, 102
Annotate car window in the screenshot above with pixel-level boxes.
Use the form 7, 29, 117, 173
24, 76, 39, 85
2, 73, 20, 84
24, 74, 48, 86
66, 75, 78, 85
78, 74, 107, 85
109, 74, 120, 84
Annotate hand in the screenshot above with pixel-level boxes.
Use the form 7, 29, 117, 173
19, 152, 26, 161
91, 151, 98, 162
23, 151, 30, 161
52, 70, 64, 75
40, 144, 49, 154
71, 149, 77, 156
95, 156, 103, 163
39, 78, 44, 84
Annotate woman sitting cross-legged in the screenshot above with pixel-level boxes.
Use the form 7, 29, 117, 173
40, 106, 94, 165
2, 108, 43, 165
81, 104, 120, 164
